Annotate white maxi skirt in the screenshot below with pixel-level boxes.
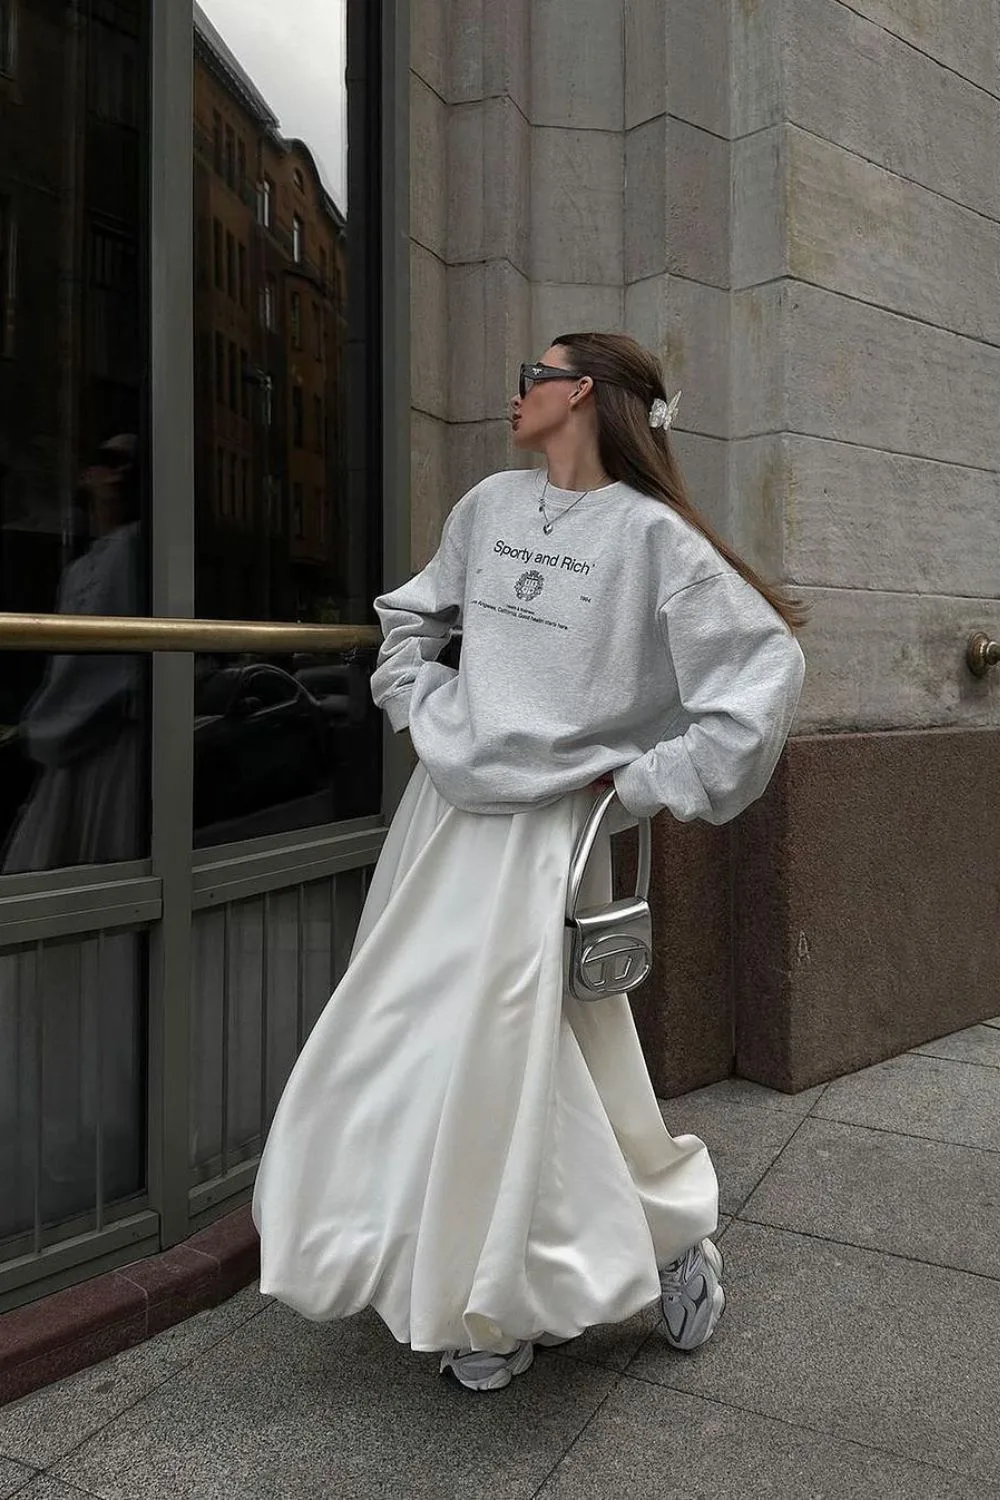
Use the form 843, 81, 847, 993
252, 765, 718, 1355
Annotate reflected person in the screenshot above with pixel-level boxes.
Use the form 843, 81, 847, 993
0, 436, 144, 1235
2, 434, 143, 873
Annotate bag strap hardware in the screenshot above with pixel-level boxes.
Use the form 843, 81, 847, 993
565, 785, 651, 923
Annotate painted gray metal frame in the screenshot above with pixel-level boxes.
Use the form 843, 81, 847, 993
0, 0, 410, 1305
147, 0, 197, 1250
380, 0, 413, 819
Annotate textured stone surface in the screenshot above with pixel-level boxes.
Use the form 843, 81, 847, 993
411, 0, 448, 100
736, 733, 1000, 1091
912, 1024, 1000, 1068
0, 1277, 145, 1373
668, 430, 729, 540
657, 1096, 802, 1215
409, 243, 448, 421
780, 434, 1000, 597
625, 274, 730, 440
409, 410, 448, 570
794, 588, 1000, 732
55, 1305, 616, 1500
447, 420, 520, 504
785, 283, 1000, 471
665, 0, 730, 138
741, 1116, 1000, 1275
0, 1285, 270, 1467
530, 0, 624, 131
619, 813, 733, 1098
731, 0, 782, 137
626, 116, 729, 288
541, 1302, 660, 1373
627, 0, 730, 135
732, 126, 785, 290
0, 1459, 35, 1497
447, 260, 530, 422
727, 435, 787, 581
614, 816, 731, 1098
531, 283, 624, 352
847, 0, 1000, 93
730, 283, 784, 439
678, 1077, 829, 1117
787, 126, 1000, 344
449, 0, 530, 110
537, 1380, 996, 1500
5, 1479, 99, 1500
631, 1221, 1000, 1484
814, 1053, 1000, 1150
786, 0, 1000, 214
531, 128, 624, 285
410, 72, 448, 260
447, 96, 530, 271
624, 0, 665, 130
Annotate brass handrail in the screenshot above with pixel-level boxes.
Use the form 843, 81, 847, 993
0, 612, 381, 654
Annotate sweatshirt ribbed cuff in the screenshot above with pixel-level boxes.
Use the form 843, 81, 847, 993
612, 758, 662, 819
613, 740, 713, 823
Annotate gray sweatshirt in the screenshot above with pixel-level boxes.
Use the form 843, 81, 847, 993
372, 470, 805, 821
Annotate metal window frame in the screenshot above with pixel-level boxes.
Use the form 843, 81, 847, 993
0, 0, 410, 1308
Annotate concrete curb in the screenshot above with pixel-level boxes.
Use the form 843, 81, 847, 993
0, 1206, 259, 1408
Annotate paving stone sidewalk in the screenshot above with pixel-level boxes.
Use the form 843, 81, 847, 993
3, 1018, 1000, 1499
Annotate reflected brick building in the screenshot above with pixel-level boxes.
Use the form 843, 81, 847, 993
193, 4, 346, 622
0, 0, 145, 623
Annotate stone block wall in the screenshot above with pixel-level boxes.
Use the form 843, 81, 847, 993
407, 0, 1000, 1093
730, 0, 1000, 1087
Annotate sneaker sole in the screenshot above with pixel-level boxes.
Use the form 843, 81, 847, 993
661, 1237, 727, 1353
440, 1339, 535, 1392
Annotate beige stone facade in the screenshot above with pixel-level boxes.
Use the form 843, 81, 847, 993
407, 0, 1000, 1091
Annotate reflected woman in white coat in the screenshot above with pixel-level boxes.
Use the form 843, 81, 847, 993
253, 333, 806, 1392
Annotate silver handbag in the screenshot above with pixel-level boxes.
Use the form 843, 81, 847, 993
565, 786, 653, 1002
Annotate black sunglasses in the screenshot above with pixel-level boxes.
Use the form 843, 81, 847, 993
518, 362, 584, 399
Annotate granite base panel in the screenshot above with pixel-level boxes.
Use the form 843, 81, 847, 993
735, 728, 1000, 1091
615, 818, 733, 1098
0, 1206, 260, 1408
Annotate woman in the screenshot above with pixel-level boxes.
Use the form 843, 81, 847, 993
1, 434, 144, 1231
2, 433, 143, 873
252, 333, 805, 1392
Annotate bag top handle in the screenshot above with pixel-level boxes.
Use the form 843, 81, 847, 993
566, 786, 652, 921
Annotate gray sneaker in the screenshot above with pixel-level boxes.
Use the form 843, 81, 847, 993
659, 1237, 725, 1351
439, 1339, 534, 1391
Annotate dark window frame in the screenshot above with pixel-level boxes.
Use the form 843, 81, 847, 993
291, 384, 304, 447
0, 193, 15, 357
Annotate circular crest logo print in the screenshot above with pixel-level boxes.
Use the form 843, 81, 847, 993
514, 569, 544, 602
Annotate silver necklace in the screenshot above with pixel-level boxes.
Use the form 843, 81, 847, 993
537, 476, 591, 535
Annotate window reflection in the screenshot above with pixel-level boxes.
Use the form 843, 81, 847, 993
192, 648, 379, 846
0, 0, 149, 872
192, 2, 380, 844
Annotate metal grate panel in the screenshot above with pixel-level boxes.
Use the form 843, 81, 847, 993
189, 866, 369, 1190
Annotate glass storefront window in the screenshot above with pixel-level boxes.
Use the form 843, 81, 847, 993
191, 1, 381, 846
0, 0, 150, 872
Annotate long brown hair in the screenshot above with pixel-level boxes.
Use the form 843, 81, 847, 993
554, 332, 807, 631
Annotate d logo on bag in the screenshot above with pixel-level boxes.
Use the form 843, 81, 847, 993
579, 931, 652, 997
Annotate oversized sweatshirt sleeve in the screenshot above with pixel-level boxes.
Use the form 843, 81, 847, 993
370, 521, 466, 733
613, 571, 805, 824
